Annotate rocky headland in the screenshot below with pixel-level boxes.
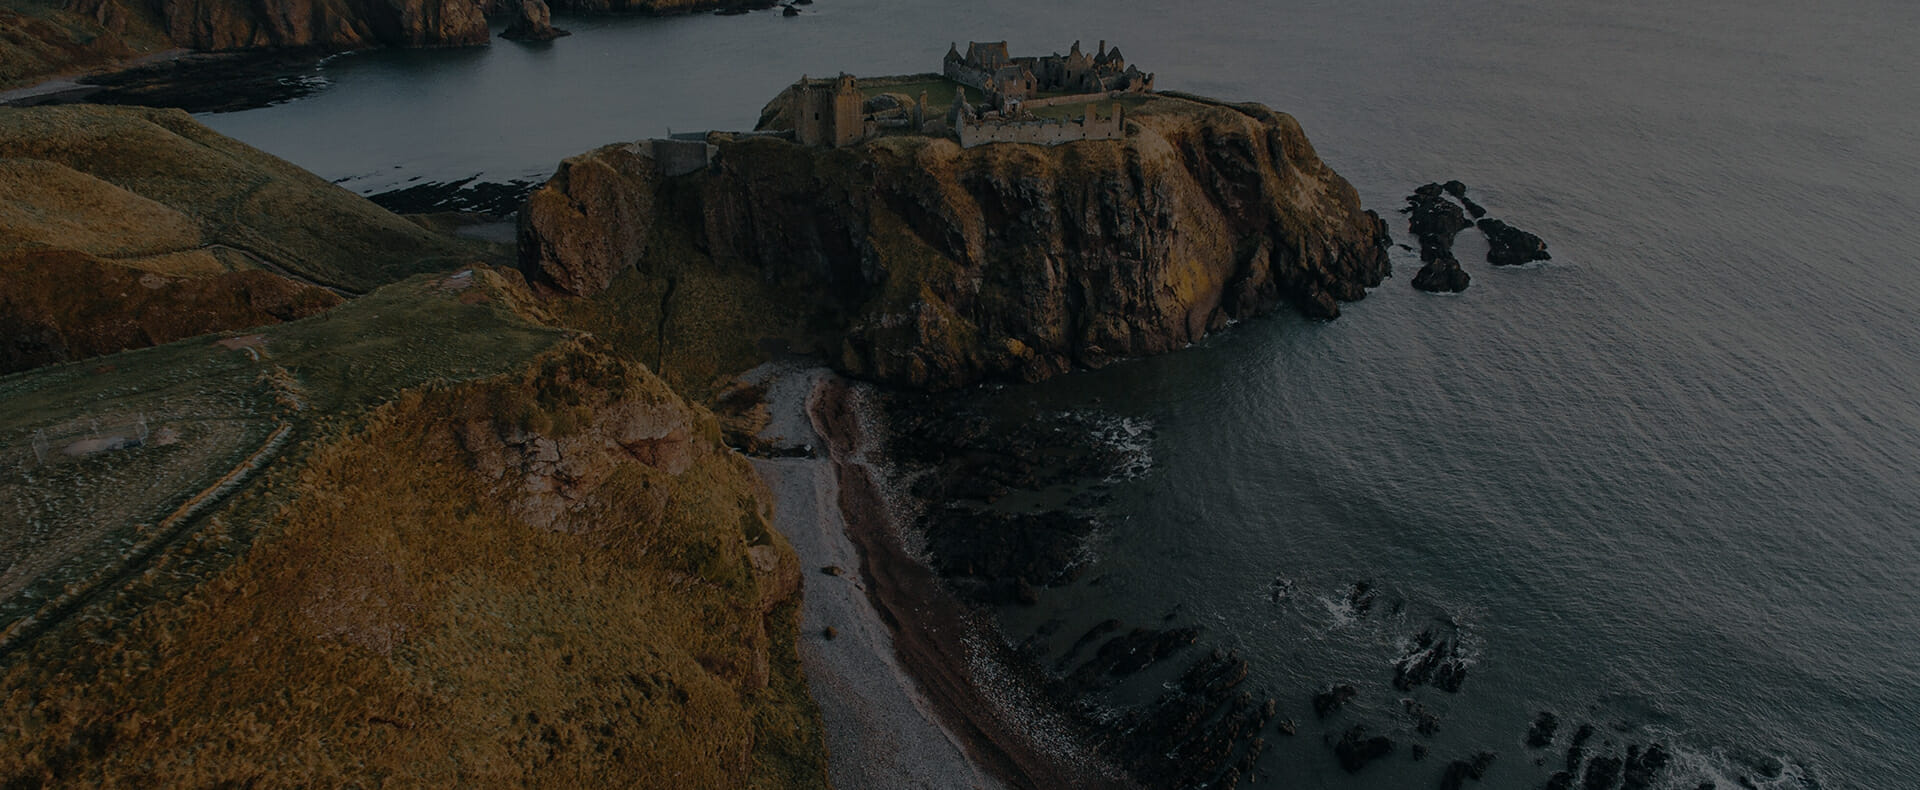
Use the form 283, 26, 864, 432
505, 81, 1404, 788
519, 90, 1392, 390
1, 70, 1614, 787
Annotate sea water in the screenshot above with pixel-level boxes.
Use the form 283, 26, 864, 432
203, 1, 1920, 786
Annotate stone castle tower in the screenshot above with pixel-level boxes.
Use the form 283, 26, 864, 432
791, 73, 864, 148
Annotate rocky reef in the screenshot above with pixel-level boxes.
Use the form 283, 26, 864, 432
1403, 180, 1554, 293
520, 91, 1392, 389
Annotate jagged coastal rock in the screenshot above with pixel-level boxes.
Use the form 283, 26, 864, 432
1405, 182, 1474, 293
520, 92, 1392, 389
1411, 254, 1470, 293
500, 0, 571, 41
1403, 180, 1554, 291
69, 0, 490, 51
1478, 217, 1552, 266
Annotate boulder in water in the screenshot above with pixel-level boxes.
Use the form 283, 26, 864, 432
500, 0, 570, 41
1412, 254, 1471, 293
1527, 711, 1560, 748
1478, 218, 1551, 266
1313, 683, 1358, 719
1334, 725, 1396, 772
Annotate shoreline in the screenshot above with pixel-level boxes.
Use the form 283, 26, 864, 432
746, 364, 995, 789
0, 49, 191, 106
802, 371, 1125, 790
748, 362, 1121, 789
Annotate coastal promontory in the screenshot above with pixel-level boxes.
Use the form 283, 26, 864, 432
521, 86, 1392, 389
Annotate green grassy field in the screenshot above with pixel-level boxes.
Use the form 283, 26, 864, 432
0, 268, 565, 645
859, 74, 963, 111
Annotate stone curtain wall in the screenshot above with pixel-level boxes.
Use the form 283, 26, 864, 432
957, 108, 1125, 148
645, 140, 717, 176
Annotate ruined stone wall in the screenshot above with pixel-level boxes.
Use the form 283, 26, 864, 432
956, 108, 1125, 148
830, 87, 863, 147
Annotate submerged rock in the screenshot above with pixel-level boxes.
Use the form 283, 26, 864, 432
1439, 760, 1476, 790
1581, 754, 1623, 790
1393, 628, 1470, 692
1621, 743, 1672, 790
1100, 650, 1278, 788
1313, 683, 1359, 719
1347, 580, 1378, 616
1528, 711, 1560, 748
1334, 725, 1396, 773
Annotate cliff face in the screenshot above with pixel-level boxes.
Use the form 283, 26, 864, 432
70, 0, 491, 50
532, 0, 770, 13
521, 93, 1391, 389
1, 0, 486, 84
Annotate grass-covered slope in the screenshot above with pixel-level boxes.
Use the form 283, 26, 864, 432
0, 0, 172, 90
0, 105, 503, 372
0, 268, 825, 787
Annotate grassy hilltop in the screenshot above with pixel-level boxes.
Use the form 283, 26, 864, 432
0, 105, 500, 374
0, 108, 825, 787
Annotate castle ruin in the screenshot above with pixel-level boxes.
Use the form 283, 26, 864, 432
789, 73, 864, 148
779, 42, 1153, 151
956, 100, 1128, 148
944, 39, 1154, 111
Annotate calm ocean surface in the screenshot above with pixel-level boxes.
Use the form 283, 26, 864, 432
204, 1, 1920, 786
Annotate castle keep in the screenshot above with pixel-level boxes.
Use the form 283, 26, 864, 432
790, 73, 864, 148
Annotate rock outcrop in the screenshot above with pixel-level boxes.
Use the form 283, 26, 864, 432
1478, 217, 1551, 266
520, 92, 1392, 389
66, 0, 489, 52
536, 0, 775, 12
1411, 254, 1470, 293
1404, 183, 1474, 293
1334, 725, 1395, 772
500, 0, 570, 41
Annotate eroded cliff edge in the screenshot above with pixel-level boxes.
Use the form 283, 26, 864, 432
520, 92, 1392, 390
